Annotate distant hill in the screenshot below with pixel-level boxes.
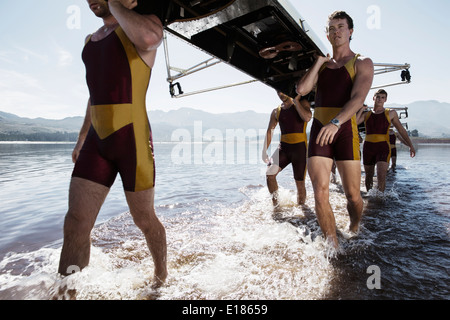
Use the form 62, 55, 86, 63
0, 111, 82, 141
1, 100, 449, 141
0, 111, 83, 133
149, 108, 270, 141
387, 100, 450, 138
0, 108, 270, 142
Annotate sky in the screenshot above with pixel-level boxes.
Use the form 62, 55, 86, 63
0, 0, 449, 119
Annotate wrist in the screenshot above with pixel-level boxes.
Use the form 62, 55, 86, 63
330, 118, 341, 129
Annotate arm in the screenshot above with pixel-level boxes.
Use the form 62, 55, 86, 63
296, 54, 330, 97
72, 100, 92, 163
293, 95, 312, 123
316, 56, 374, 146
262, 109, 279, 164
395, 130, 408, 146
390, 110, 416, 158
108, 0, 163, 66
356, 106, 369, 125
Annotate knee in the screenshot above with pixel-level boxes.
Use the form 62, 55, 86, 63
134, 216, 166, 240
132, 209, 162, 235
312, 184, 329, 203
63, 211, 93, 239
266, 162, 280, 176
345, 190, 362, 206
266, 174, 277, 183
133, 215, 151, 234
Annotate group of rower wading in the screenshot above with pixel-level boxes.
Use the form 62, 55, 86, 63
57, 1, 416, 287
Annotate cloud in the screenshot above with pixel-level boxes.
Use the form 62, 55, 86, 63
5, 43, 73, 68
0, 69, 50, 117
13, 45, 49, 65
56, 46, 74, 67
0, 67, 86, 119
0, 51, 14, 64
0, 69, 44, 91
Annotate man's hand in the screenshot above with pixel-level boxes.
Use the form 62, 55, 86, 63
262, 151, 270, 165
72, 142, 83, 164
316, 123, 339, 147
316, 53, 331, 66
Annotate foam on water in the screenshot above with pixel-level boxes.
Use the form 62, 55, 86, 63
1, 164, 448, 300
0, 181, 357, 300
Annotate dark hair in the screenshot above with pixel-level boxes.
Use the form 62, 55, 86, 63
327, 11, 354, 41
375, 89, 388, 97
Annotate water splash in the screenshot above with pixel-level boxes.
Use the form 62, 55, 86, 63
0, 184, 348, 300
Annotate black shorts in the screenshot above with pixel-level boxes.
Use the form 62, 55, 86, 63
72, 124, 155, 192
271, 142, 307, 181
308, 118, 361, 161
363, 141, 391, 166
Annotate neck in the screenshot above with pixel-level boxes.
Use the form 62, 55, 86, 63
373, 105, 385, 113
282, 99, 293, 108
332, 45, 354, 62
103, 15, 118, 27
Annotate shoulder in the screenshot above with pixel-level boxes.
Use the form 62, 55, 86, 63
389, 109, 399, 116
389, 109, 399, 120
389, 108, 397, 114
85, 34, 92, 44
270, 107, 279, 117
355, 55, 374, 71
271, 106, 281, 119
353, 55, 374, 83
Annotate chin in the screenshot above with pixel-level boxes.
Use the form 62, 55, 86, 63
92, 5, 109, 17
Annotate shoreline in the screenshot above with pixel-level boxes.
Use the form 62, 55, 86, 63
411, 137, 450, 144
2, 138, 450, 144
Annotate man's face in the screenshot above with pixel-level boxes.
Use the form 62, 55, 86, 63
374, 93, 387, 107
277, 92, 289, 103
86, 0, 110, 17
327, 18, 353, 46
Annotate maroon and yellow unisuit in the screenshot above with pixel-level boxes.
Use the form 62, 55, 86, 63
72, 27, 155, 192
363, 109, 392, 166
272, 105, 308, 181
308, 54, 361, 161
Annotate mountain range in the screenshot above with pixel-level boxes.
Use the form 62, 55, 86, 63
0, 100, 449, 141
387, 100, 450, 137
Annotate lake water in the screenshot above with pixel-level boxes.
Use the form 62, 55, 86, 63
0, 141, 449, 300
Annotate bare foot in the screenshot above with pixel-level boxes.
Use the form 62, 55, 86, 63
349, 219, 360, 234
151, 272, 168, 290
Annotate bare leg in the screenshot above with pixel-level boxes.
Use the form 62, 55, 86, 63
125, 188, 167, 287
58, 178, 109, 275
390, 156, 397, 171
364, 165, 375, 192
295, 180, 306, 205
266, 164, 281, 206
376, 161, 389, 192
308, 157, 338, 248
330, 161, 338, 184
336, 161, 364, 233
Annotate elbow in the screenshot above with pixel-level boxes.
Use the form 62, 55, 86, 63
301, 112, 312, 123
141, 29, 163, 51
295, 76, 312, 96
296, 82, 306, 96
140, 16, 164, 51
296, 83, 311, 97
